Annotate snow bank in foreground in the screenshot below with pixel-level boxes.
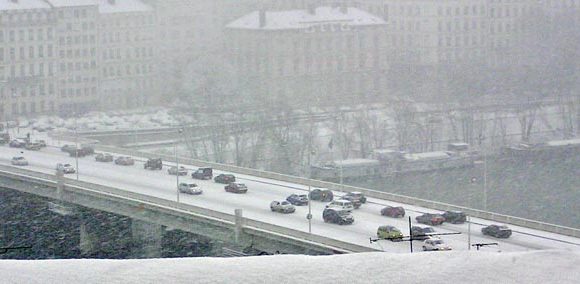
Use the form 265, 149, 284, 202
2, 250, 579, 284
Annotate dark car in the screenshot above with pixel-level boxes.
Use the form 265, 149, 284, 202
415, 213, 446, 226
342, 191, 367, 204
168, 166, 188, 176
144, 158, 163, 170
286, 194, 309, 206
9, 139, 26, 148
24, 142, 42, 150
192, 167, 213, 180
442, 211, 467, 224
214, 174, 236, 184
69, 147, 93, 157
61, 144, 77, 153
225, 182, 248, 194
411, 226, 436, 241
95, 153, 114, 162
381, 206, 406, 218
482, 225, 512, 238
115, 156, 135, 166
35, 140, 47, 148
309, 188, 333, 202
322, 208, 354, 225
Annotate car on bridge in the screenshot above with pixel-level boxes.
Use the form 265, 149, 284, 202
381, 206, 406, 218
178, 183, 203, 195
24, 142, 42, 151
115, 156, 135, 166
61, 144, 77, 153
168, 166, 188, 176
422, 238, 452, 251
270, 201, 295, 213
11, 156, 28, 166
325, 199, 354, 213
192, 167, 213, 180
214, 174, 236, 184
322, 208, 354, 225
309, 188, 333, 202
442, 211, 467, 224
56, 163, 76, 174
9, 139, 26, 148
377, 225, 404, 241
95, 153, 114, 162
411, 226, 436, 241
69, 147, 94, 157
35, 140, 47, 148
341, 191, 367, 207
416, 213, 445, 226
225, 182, 248, 194
482, 224, 512, 238
286, 194, 309, 206
144, 158, 163, 170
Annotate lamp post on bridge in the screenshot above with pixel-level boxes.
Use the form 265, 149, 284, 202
175, 128, 183, 202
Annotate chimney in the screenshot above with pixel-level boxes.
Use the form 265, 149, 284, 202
259, 9, 266, 28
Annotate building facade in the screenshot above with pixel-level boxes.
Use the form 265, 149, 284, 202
225, 5, 389, 106
96, 0, 158, 110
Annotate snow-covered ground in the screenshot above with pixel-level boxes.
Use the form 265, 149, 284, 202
1, 250, 579, 283
1, 144, 579, 254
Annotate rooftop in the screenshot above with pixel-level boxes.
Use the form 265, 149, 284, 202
0, 0, 50, 10
96, 0, 152, 14
227, 6, 385, 30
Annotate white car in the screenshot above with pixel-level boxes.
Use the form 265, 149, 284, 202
270, 201, 296, 214
11, 156, 28, 166
178, 183, 203, 195
325, 199, 354, 212
422, 238, 452, 251
57, 163, 76, 174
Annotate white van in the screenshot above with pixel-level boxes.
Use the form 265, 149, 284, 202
325, 199, 354, 212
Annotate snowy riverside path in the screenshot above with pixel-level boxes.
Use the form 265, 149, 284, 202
1, 145, 580, 254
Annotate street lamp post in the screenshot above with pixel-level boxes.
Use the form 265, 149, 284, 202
175, 128, 183, 202
74, 113, 79, 181
307, 149, 315, 234
483, 150, 488, 211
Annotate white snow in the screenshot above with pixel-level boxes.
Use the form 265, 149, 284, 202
0, 0, 49, 10
96, 0, 152, 14
1, 250, 579, 283
227, 6, 386, 30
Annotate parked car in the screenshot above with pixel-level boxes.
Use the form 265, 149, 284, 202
442, 211, 467, 224
214, 174, 236, 184
56, 163, 76, 174
377, 225, 404, 241
115, 156, 135, 166
309, 188, 333, 202
9, 139, 26, 148
381, 206, 406, 218
286, 194, 309, 206
24, 142, 42, 151
482, 224, 512, 238
192, 167, 213, 180
322, 208, 354, 225
178, 183, 203, 195
270, 201, 296, 214
225, 182, 248, 194
95, 153, 113, 162
410, 226, 435, 241
11, 156, 28, 166
422, 238, 452, 251
416, 213, 446, 226
168, 166, 188, 176
325, 199, 354, 212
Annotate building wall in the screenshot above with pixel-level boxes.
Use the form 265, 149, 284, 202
0, 7, 58, 120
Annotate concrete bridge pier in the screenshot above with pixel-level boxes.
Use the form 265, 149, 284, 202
131, 219, 164, 258
79, 222, 96, 256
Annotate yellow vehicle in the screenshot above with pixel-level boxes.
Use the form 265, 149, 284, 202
377, 225, 404, 241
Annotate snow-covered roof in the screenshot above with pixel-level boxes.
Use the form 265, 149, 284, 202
0, 0, 50, 10
96, 0, 152, 14
45, 0, 97, 7
545, 138, 580, 147
332, 159, 381, 167
403, 151, 450, 161
227, 6, 386, 30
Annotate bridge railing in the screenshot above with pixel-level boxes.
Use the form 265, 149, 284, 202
91, 145, 580, 239
0, 165, 376, 253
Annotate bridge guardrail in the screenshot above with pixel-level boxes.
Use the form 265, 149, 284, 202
0, 165, 375, 253
91, 145, 580, 239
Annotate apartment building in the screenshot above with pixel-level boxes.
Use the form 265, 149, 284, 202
225, 5, 389, 106
96, 0, 158, 110
0, 0, 57, 120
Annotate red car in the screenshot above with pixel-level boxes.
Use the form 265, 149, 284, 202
381, 206, 406, 218
225, 182, 248, 194
415, 213, 445, 226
